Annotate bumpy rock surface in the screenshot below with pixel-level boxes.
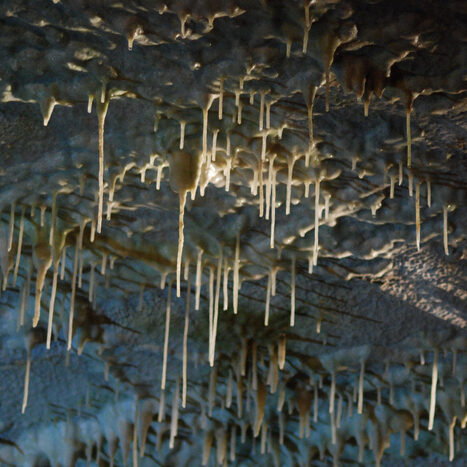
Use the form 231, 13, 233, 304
0, 0, 466, 465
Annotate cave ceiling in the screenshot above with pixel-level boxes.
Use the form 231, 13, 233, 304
0, 0, 466, 465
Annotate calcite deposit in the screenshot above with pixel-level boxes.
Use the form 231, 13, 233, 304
0, 0, 466, 465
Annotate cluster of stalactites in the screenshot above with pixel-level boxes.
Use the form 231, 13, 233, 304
5, 334, 466, 466
1, 5, 459, 458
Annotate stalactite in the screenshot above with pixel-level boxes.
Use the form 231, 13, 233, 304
270, 169, 277, 249
225, 157, 232, 192
358, 359, 365, 414
169, 377, 180, 449
67, 236, 79, 350
183, 260, 190, 282
427, 179, 431, 207
223, 258, 229, 311
286, 39, 292, 58
161, 283, 172, 391
46, 264, 58, 349
428, 349, 438, 430
218, 78, 224, 120
179, 121, 186, 149
363, 97, 371, 117
415, 182, 421, 250
390, 175, 395, 199
195, 249, 203, 310
329, 371, 336, 414
233, 234, 240, 314
267, 344, 278, 392
49, 194, 57, 247
140, 167, 146, 184
336, 393, 343, 428
90, 217, 96, 243
443, 205, 449, 255
408, 172, 413, 197
266, 102, 272, 130
209, 249, 223, 366
39, 96, 56, 126
449, 416, 457, 461
208, 266, 214, 364
13, 206, 25, 286
132, 410, 138, 467
257, 157, 264, 219
156, 165, 163, 190
202, 431, 214, 466
182, 275, 191, 408
316, 317, 322, 334
60, 246, 67, 280
314, 177, 320, 265
238, 339, 247, 380
216, 429, 227, 464
260, 422, 268, 453
202, 106, 209, 165
176, 191, 187, 298
100, 81, 106, 103
286, 158, 295, 215
303, 22, 309, 53
278, 335, 286, 370
259, 91, 265, 131
158, 389, 166, 423
101, 252, 107, 276
40, 205, 46, 227
264, 271, 271, 326
266, 268, 275, 299
22, 348, 31, 414
304, 85, 316, 166
18, 260, 31, 329
211, 129, 219, 163
277, 411, 285, 446
271, 383, 281, 417
254, 382, 267, 437
265, 154, 275, 220
33, 236, 52, 328
97, 99, 110, 234
87, 95, 93, 113
330, 406, 337, 445
252, 164, 258, 197
78, 219, 88, 288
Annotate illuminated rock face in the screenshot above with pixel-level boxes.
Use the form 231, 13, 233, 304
0, 0, 466, 465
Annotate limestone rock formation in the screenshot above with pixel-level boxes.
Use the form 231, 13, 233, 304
0, 0, 466, 465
